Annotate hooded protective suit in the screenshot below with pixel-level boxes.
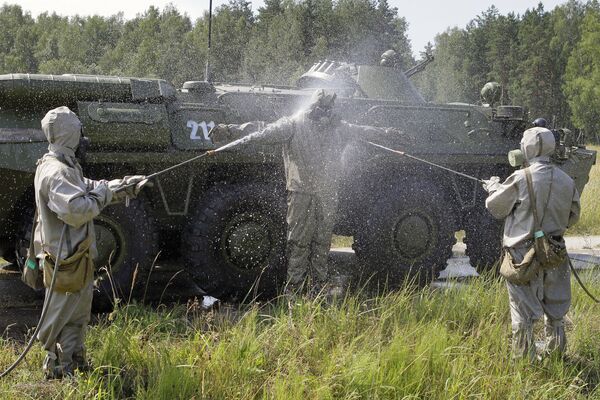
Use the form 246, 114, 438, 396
34, 106, 147, 378
210, 89, 401, 290
484, 126, 580, 360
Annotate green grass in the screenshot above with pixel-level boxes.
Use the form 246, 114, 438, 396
569, 145, 600, 236
1, 273, 599, 399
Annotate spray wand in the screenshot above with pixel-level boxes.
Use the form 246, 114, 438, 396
365, 141, 485, 184
116, 134, 254, 192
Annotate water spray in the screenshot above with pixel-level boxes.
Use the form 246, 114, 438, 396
116, 135, 253, 192
365, 141, 485, 183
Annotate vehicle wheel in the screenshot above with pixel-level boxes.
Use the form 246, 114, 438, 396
464, 207, 503, 273
183, 183, 287, 300
354, 180, 457, 286
92, 199, 159, 309
15, 199, 159, 310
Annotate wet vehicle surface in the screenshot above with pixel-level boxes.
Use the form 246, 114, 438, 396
0, 53, 596, 304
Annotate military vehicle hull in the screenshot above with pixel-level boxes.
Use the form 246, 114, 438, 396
0, 65, 596, 301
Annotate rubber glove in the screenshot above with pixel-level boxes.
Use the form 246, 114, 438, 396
482, 176, 501, 192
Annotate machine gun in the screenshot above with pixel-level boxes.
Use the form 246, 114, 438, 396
404, 54, 434, 78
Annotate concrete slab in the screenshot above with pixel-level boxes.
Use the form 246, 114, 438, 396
569, 254, 600, 270
565, 236, 600, 250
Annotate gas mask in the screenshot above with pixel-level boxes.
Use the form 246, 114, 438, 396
308, 105, 334, 125
508, 127, 556, 167
507, 149, 525, 167
75, 126, 91, 164
307, 89, 338, 126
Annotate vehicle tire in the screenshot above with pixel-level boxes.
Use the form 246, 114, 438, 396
92, 199, 159, 309
464, 207, 503, 273
15, 199, 159, 310
354, 180, 457, 286
183, 183, 287, 300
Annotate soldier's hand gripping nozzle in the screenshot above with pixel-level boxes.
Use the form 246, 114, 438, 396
208, 124, 232, 144
482, 176, 501, 193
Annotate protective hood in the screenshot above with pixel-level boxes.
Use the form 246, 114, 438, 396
41, 106, 82, 158
308, 89, 336, 110
520, 126, 555, 163
306, 89, 338, 125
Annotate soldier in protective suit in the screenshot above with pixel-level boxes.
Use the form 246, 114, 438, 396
210, 89, 404, 295
34, 106, 150, 378
483, 126, 580, 360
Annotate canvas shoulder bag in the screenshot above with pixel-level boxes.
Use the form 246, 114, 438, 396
42, 225, 94, 293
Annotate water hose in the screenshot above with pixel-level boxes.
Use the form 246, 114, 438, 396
0, 131, 263, 376
0, 224, 67, 378
365, 141, 485, 183
568, 255, 600, 303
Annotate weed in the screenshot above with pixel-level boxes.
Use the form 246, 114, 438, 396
0, 272, 598, 399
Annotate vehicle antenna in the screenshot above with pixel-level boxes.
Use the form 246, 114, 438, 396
205, 0, 213, 82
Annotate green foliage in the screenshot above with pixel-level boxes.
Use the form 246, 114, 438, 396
0, 0, 412, 87
1, 274, 599, 398
2, 1, 600, 134
413, 0, 600, 137
565, 4, 600, 136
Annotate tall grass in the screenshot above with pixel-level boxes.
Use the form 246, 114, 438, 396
0, 272, 599, 399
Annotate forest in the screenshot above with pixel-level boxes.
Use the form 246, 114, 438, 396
1, 0, 599, 139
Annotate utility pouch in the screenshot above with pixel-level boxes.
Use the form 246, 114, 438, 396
43, 234, 94, 293
22, 256, 45, 290
534, 233, 567, 269
500, 247, 540, 285
21, 211, 45, 290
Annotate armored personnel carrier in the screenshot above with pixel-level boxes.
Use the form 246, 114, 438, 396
0, 52, 596, 301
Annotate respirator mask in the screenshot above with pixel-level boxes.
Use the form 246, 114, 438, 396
75, 125, 91, 164
507, 149, 525, 167
308, 105, 334, 125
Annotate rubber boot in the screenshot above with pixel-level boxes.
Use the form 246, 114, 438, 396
43, 352, 58, 380
73, 351, 92, 373
43, 352, 73, 379
511, 322, 535, 362
544, 316, 566, 357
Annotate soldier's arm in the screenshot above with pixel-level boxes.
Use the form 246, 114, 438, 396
227, 121, 266, 140
568, 186, 581, 227
242, 117, 295, 144
485, 173, 520, 219
83, 176, 108, 192
210, 117, 294, 146
46, 170, 113, 228
340, 121, 409, 143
